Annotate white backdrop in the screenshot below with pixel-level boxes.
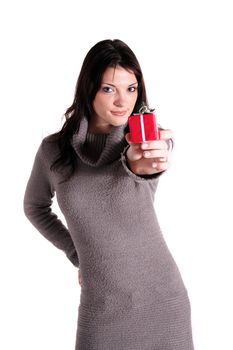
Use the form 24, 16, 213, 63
1, 1, 232, 349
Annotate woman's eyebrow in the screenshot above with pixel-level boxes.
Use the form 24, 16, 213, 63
101, 82, 138, 87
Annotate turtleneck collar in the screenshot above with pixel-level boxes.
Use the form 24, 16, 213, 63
71, 115, 128, 167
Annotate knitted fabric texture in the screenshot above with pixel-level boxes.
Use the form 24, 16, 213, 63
24, 115, 194, 349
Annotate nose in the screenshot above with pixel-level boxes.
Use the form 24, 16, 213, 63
113, 91, 126, 107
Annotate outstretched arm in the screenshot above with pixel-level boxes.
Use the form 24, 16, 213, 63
125, 129, 174, 177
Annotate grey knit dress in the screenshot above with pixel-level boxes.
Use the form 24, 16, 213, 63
24, 115, 194, 350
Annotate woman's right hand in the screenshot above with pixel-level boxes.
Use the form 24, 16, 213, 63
78, 269, 83, 287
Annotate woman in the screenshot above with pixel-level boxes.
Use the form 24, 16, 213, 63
24, 39, 194, 349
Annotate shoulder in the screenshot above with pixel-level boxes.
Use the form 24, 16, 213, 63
39, 134, 60, 164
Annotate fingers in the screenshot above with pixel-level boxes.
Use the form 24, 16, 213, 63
130, 157, 170, 175
141, 138, 170, 151
127, 147, 143, 161
125, 131, 172, 175
125, 131, 172, 163
142, 149, 169, 160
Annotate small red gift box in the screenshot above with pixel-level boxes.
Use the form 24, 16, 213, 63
128, 112, 160, 143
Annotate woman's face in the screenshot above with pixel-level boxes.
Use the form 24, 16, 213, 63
90, 66, 138, 133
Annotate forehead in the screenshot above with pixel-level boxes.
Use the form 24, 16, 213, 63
102, 66, 137, 84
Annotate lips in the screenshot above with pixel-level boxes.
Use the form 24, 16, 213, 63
111, 111, 127, 116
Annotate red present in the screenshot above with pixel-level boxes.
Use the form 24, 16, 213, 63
128, 112, 160, 143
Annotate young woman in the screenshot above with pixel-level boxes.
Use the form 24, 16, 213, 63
24, 39, 194, 349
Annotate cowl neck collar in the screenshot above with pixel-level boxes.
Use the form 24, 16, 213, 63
71, 115, 128, 167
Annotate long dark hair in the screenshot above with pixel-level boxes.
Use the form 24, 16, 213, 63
49, 39, 148, 181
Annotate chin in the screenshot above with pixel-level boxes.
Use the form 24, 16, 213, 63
111, 117, 128, 127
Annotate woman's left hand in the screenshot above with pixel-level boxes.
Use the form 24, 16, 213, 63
125, 129, 173, 176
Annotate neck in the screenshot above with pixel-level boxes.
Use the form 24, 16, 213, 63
88, 118, 112, 134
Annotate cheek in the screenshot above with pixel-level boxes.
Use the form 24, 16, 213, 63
93, 98, 113, 118
95, 94, 112, 109
130, 94, 138, 107
93, 95, 104, 114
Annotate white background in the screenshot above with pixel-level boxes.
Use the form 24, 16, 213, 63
1, 1, 232, 349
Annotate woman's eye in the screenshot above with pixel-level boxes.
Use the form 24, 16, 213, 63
128, 86, 137, 92
102, 86, 114, 93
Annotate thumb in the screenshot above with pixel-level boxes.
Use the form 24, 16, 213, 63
125, 133, 132, 145
125, 133, 143, 161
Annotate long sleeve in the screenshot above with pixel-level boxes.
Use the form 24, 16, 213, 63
23, 140, 79, 267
